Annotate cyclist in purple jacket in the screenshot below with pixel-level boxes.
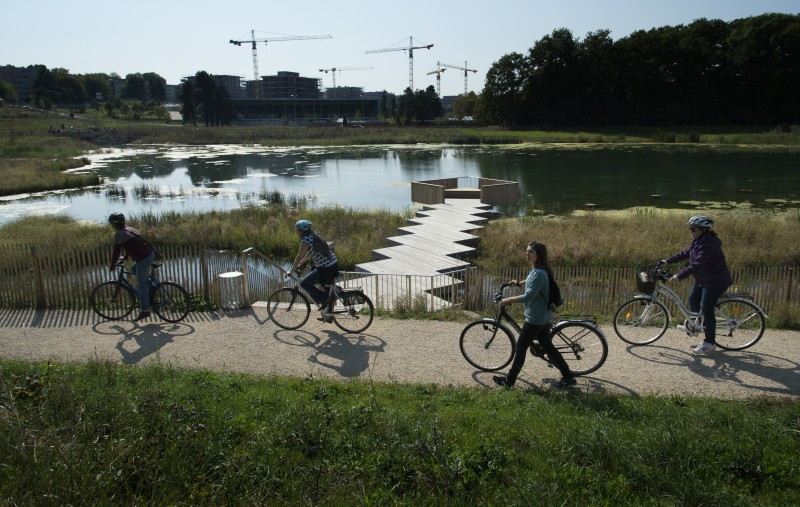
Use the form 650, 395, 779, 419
108, 213, 157, 321
661, 215, 733, 355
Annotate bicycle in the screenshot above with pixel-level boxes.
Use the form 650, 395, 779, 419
459, 282, 608, 375
90, 259, 191, 323
613, 263, 767, 350
266, 270, 374, 334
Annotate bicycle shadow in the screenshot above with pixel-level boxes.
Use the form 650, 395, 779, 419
687, 352, 800, 397
623, 343, 800, 397
95, 321, 195, 365
271, 327, 385, 378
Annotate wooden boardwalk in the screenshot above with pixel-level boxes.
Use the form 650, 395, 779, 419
349, 199, 495, 309
356, 199, 493, 275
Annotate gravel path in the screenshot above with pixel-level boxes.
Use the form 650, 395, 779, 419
0, 308, 798, 400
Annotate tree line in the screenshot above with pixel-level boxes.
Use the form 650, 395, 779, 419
477, 13, 800, 127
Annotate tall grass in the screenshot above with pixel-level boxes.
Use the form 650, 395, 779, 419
476, 208, 800, 269
1, 359, 797, 505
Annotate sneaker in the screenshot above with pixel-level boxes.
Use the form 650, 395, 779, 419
492, 375, 514, 388
133, 311, 151, 321
554, 377, 577, 388
692, 342, 716, 355
316, 310, 333, 323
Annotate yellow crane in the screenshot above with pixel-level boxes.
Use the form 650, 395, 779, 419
441, 61, 478, 95
318, 66, 373, 88
366, 36, 433, 91
229, 30, 332, 97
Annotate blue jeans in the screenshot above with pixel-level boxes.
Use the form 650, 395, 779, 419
132, 251, 156, 312
300, 263, 339, 305
688, 282, 729, 345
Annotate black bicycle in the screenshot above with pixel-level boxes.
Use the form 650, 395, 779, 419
459, 282, 608, 375
267, 271, 374, 334
90, 260, 190, 323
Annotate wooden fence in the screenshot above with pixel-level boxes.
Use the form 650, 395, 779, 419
0, 243, 797, 318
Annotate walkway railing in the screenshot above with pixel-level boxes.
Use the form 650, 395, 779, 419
0, 243, 797, 317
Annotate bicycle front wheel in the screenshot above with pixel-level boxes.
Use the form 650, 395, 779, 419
90, 281, 136, 320
333, 291, 374, 334
459, 319, 516, 372
267, 288, 310, 330
150, 281, 191, 323
714, 298, 766, 351
613, 297, 669, 345
551, 321, 608, 376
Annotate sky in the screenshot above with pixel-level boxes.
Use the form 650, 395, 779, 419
2, 0, 798, 98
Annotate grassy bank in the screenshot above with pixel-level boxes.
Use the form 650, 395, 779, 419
1, 360, 797, 505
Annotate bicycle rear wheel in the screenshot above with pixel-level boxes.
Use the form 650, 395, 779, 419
459, 319, 516, 372
714, 298, 766, 351
613, 297, 669, 346
551, 321, 608, 375
90, 281, 136, 320
332, 291, 374, 334
267, 288, 310, 330
150, 281, 191, 323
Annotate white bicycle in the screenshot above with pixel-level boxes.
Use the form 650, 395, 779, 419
613, 263, 767, 350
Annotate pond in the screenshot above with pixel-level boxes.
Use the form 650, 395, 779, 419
1, 144, 798, 226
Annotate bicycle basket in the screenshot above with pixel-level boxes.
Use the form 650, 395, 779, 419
339, 288, 365, 306
636, 268, 656, 295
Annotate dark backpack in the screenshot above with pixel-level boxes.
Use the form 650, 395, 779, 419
547, 272, 564, 310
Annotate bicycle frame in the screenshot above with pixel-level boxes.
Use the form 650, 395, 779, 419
281, 270, 338, 309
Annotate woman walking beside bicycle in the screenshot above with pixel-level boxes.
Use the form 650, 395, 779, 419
661, 215, 732, 355
108, 213, 158, 321
493, 241, 576, 389
289, 220, 339, 320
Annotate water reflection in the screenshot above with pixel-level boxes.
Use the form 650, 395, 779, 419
1, 145, 798, 225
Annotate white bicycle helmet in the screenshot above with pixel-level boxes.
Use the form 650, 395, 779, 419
687, 215, 714, 228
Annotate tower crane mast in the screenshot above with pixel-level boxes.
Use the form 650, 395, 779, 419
366, 36, 433, 91
426, 62, 446, 97
229, 30, 332, 97
441, 61, 478, 95
318, 66, 373, 88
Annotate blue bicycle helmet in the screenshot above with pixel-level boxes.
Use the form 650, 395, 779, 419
295, 219, 312, 231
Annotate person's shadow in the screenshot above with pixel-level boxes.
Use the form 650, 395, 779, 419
308, 330, 386, 378
102, 322, 194, 365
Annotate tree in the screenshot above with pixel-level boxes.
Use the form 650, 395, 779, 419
396, 86, 442, 124
179, 81, 197, 126
122, 73, 147, 101
142, 72, 167, 102
477, 52, 527, 126
80, 73, 112, 102
452, 91, 478, 119
0, 79, 18, 104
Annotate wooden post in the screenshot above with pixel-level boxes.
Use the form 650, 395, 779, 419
30, 246, 46, 308
200, 248, 210, 301
240, 250, 251, 307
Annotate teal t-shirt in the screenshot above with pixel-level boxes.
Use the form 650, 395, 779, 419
519, 267, 552, 325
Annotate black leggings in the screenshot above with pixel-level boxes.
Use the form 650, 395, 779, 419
506, 321, 573, 384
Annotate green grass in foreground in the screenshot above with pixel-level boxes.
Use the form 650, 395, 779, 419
1, 360, 798, 505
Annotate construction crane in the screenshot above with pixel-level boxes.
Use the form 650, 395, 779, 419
441, 61, 478, 95
426, 62, 446, 97
365, 36, 433, 91
229, 30, 332, 97
318, 66, 373, 88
